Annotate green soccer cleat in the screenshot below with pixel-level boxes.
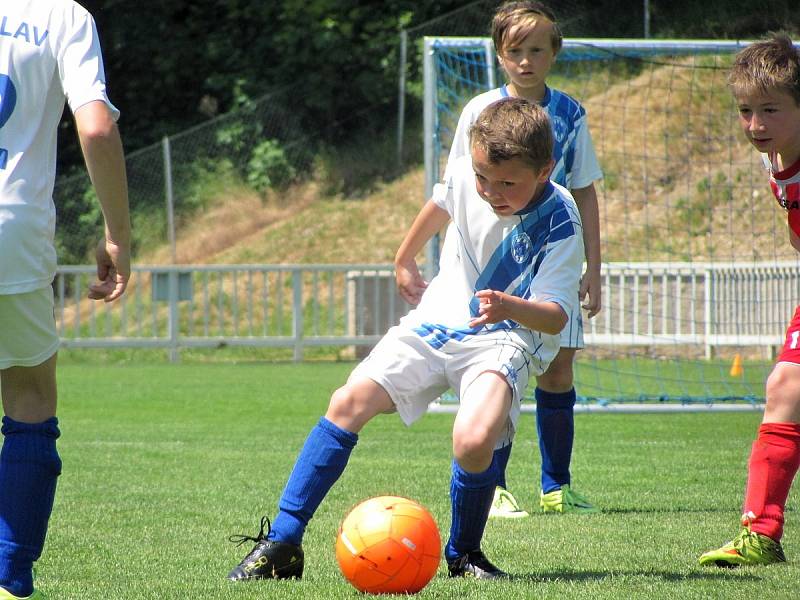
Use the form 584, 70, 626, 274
489, 486, 529, 519
0, 588, 45, 599
699, 519, 787, 568
540, 484, 600, 514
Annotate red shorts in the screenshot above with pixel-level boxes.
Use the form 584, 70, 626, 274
777, 305, 800, 364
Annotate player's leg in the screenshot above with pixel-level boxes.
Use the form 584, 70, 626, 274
228, 327, 448, 581
699, 363, 800, 567
700, 310, 800, 567
446, 370, 513, 579
0, 290, 61, 599
535, 347, 598, 514
227, 377, 393, 581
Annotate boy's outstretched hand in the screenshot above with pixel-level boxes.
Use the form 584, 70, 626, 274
396, 261, 428, 306
469, 289, 511, 328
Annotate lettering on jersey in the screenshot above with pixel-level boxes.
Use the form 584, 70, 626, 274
510, 232, 533, 264
551, 115, 568, 144
0, 16, 49, 47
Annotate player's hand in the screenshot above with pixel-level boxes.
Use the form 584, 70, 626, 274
579, 268, 602, 318
88, 236, 131, 302
468, 289, 511, 328
395, 261, 428, 306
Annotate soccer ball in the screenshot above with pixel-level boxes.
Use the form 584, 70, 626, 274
335, 495, 441, 594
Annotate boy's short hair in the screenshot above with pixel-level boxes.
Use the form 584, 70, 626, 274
491, 1, 563, 56
729, 33, 800, 104
469, 97, 553, 169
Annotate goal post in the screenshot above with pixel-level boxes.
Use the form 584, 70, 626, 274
423, 36, 798, 404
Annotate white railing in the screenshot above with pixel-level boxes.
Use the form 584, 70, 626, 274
55, 261, 799, 360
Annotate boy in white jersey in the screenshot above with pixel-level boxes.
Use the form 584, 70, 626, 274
442, 0, 603, 519
699, 34, 800, 568
0, 1, 130, 597
227, 97, 584, 582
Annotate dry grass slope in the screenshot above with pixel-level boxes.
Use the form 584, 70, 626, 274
148, 58, 794, 266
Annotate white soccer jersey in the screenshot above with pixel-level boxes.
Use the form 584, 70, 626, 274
0, 0, 118, 294
446, 85, 602, 189
401, 155, 584, 368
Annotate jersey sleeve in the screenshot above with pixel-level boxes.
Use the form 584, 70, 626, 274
432, 156, 473, 216
528, 202, 584, 316
443, 106, 474, 181
566, 112, 602, 190
58, 8, 119, 120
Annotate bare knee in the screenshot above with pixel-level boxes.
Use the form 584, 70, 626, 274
0, 354, 58, 423
537, 363, 574, 392
764, 365, 800, 422
325, 380, 391, 433
452, 423, 494, 472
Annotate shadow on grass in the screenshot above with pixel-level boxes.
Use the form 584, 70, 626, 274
508, 568, 761, 584
599, 507, 741, 515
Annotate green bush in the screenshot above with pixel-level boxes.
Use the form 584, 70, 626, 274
247, 138, 296, 193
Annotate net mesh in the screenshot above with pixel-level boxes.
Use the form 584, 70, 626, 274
427, 38, 800, 404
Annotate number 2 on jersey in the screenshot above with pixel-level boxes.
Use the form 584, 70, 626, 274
0, 74, 18, 170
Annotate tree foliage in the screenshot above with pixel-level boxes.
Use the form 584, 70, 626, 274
59, 0, 798, 172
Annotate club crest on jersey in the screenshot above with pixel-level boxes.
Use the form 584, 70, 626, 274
551, 115, 568, 143
511, 232, 532, 264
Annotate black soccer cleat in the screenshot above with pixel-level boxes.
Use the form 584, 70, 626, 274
447, 548, 509, 579
227, 516, 304, 581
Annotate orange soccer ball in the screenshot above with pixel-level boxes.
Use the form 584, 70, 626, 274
335, 495, 441, 594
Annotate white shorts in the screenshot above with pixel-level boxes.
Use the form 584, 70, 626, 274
0, 287, 60, 369
349, 326, 535, 447
560, 304, 584, 349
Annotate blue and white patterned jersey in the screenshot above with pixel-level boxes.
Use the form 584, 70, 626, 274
446, 85, 602, 190
400, 155, 584, 366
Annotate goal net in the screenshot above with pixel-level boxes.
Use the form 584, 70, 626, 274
424, 37, 800, 404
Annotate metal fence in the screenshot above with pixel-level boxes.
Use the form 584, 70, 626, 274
55, 261, 799, 361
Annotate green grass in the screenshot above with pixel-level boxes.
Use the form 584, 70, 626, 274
36, 362, 797, 598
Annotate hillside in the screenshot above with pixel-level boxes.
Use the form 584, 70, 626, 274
144, 58, 796, 267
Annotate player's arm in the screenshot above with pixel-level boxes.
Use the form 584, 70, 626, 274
74, 100, 131, 302
394, 200, 450, 305
469, 290, 566, 335
571, 183, 601, 318
791, 227, 800, 253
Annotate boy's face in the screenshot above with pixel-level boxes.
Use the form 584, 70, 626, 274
471, 145, 553, 216
498, 21, 557, 100
736, 88, 800, 165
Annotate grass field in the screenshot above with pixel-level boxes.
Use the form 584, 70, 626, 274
36, 361, 797, 599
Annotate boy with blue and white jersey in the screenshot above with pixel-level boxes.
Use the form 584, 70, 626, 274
227, 97, 584, 582
441, 0, 603, 518
0, 1, 130, 598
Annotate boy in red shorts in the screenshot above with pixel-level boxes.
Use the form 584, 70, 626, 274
699, 34, 800, 567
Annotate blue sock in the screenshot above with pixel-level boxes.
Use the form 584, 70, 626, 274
0, 417, 61, 598
493, 443, 512, 489
535, 387, 576, 493
445, 458, 498, 562
269, 417, 357, 546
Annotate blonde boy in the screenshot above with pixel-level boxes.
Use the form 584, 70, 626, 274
699, 34, 800, 567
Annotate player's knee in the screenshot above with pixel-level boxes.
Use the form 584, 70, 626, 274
327, 386, 365, 424
452, 425, 493, 471
537, 364, 574, 392
765, 368, 800, 416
